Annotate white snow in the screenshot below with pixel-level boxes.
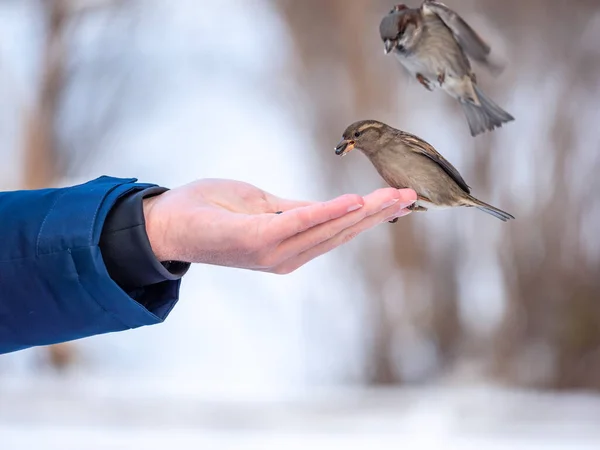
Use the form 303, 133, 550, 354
3, 379, 600, 449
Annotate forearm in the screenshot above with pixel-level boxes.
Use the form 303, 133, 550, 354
0, 176, 186, 354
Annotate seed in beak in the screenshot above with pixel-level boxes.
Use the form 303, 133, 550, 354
334, 140, 355, 156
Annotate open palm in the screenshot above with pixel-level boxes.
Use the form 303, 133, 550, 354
143, 179, 416, 274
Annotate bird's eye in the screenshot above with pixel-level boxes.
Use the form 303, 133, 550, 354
354, 131, 361, 138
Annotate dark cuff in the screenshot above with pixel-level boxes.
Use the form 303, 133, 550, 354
99, 186, 190, 291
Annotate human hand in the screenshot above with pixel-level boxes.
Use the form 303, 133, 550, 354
143, 179, 416, 274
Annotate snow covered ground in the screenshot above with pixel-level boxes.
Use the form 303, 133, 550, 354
3, 378, 600, 449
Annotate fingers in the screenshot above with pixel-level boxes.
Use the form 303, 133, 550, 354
274, 188, 415, 262
267, 194, 365, 242
271, 189, 416, 274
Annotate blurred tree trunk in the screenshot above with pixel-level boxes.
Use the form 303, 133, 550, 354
492, 1, 600, 387
23, 0, 68, 189
22, 0, 75, 370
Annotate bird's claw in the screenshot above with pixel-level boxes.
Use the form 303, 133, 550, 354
407, 203, 427, 212
416, 73, 433, 91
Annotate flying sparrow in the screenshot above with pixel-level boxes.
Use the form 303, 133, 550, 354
379, 1, 514, 137
334, 120, 514, 222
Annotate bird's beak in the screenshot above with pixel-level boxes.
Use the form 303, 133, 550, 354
335, 139, 355, 156
384, 39, 397, 54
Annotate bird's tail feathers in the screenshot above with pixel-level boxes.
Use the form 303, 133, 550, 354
461, 84, 514, 137
463, 195, 514, 222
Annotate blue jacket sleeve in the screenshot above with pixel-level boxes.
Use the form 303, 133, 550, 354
0, 176, 181, 354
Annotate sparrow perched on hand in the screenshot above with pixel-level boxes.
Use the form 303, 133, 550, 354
334, 120, 514, 222
379, 1, 514, 137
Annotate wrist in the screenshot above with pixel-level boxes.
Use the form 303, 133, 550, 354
100, 185, 190, 291
143, 194, 172, 262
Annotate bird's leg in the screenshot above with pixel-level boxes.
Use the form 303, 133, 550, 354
416, 73, 433, 91
437, 72, 445, 87
407, 203, 428, 212
389, 201, 428, 222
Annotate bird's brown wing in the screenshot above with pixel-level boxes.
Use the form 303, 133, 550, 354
421, 1, 491, 66
402, 133, 471, 193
